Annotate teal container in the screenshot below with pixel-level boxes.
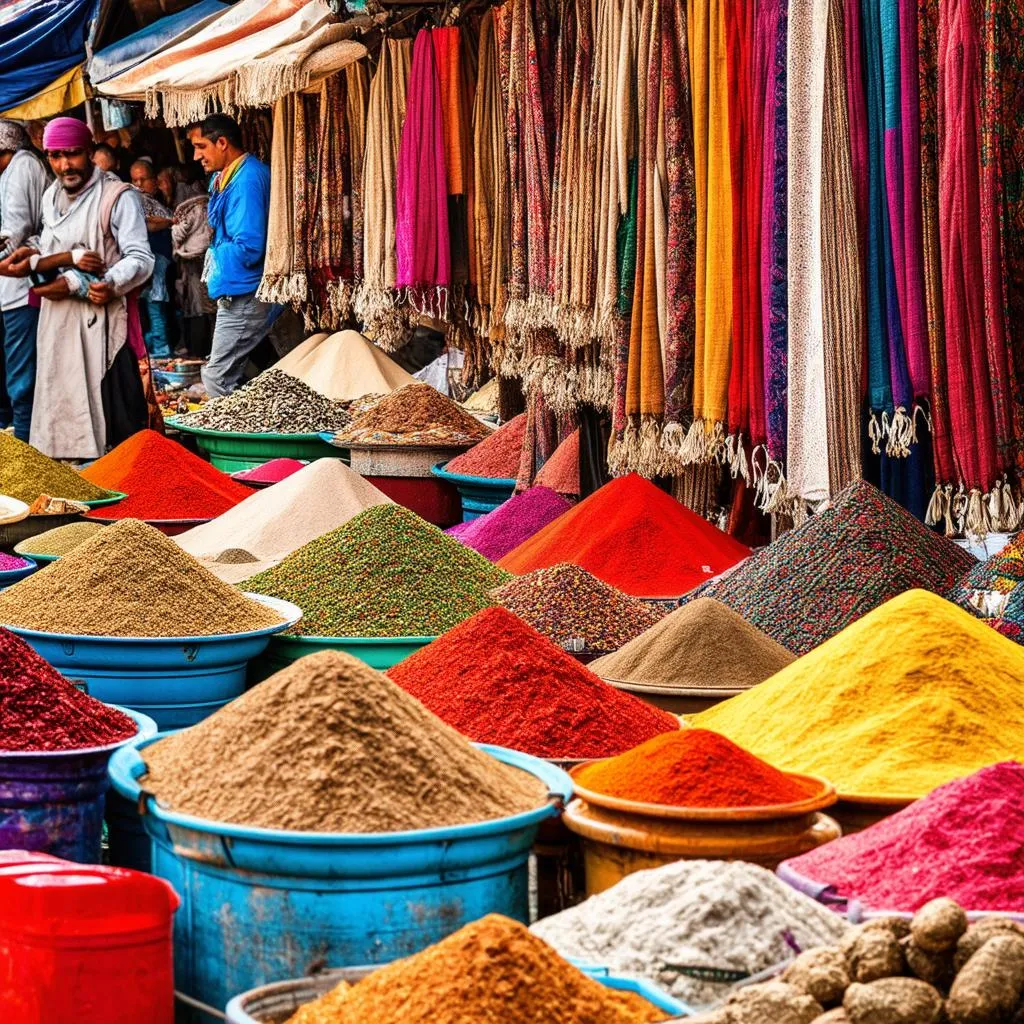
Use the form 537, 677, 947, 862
109, 738, 572, 1015
252, 632, 436, 681
81, 492, 127, 509
169, 419, 349, 472
431, 462, 516, 521
0, 556, 37, 591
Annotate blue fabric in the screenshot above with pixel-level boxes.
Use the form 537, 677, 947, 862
89, 0, 230, 84
142, 297, 171, 359
0, 0, 97, 112
205, 156, 271, 300
2, 305, 39, 441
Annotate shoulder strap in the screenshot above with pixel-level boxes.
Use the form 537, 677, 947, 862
98, 179, 132, 239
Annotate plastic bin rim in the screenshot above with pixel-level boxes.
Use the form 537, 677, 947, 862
80, 491, 127, 509
167, 417, 325, 441
0, 593, 301, 645
430, 461, 517, 488
0, 705, 156, 758
109, 737, 572, 845
270, 632, 438, 645
0, 555, 37, 578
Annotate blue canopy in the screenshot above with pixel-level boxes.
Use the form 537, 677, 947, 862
0, 0, 98, 112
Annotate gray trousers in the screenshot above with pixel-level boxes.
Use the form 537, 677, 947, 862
202, 292, 280, 397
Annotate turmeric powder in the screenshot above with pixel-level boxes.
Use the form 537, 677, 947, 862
691, 590, 1024, 798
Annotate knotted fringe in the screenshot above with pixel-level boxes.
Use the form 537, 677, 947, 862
256, 271, 308, 307
750, 446, 793, 516
926, 474, 1022, 538
868, 411, 884, 455
150, 80, 237, 127
326, 279, 356, 327
883, 406, 914, 457
399, 285, 450, 323
555, 303, 598, 350
723, 433, 751, 484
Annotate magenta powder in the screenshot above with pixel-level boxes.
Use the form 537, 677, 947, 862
782, 762, 1024, 912
233, 458, 307, 485
446, 486, 573, 562
0, 553, 30, 572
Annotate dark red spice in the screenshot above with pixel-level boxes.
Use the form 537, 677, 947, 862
81, 429, 254, 521
446, 414, 527, 479
388, 607, 679, 759
0, 628, 137, 751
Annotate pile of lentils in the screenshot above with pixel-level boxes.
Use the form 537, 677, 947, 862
244, 503, 511, 637
492, 563, 666, 653
176, 369, 352, 434
14, 522, 106, 559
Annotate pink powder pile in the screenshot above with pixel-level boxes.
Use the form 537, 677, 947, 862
232, 458, 308, 485
782, 762, 1024, 912
446, 486, 573, 562
0, 553, 31, 572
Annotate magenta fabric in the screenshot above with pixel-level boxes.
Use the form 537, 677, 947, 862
41, 117, 92, 151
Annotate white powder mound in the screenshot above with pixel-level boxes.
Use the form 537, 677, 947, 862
531, 859, 851, 1010
175, 459, 392, 565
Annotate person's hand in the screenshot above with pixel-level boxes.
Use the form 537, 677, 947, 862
87, 281, 117, 305
31, 277, 71, 300
74, 251, 106, 275
0, 246, 38, 278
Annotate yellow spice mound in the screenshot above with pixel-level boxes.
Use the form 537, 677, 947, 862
691, 589, 1024, 798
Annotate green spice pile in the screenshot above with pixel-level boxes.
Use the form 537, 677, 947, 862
14, 521, 106, 558
245, 504, 510, 637
0, 519, 285, 637
0, 433, 116, 505
176, 369, 352, 434
492, 564, 666, 653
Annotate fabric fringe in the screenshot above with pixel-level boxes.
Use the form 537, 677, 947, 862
883, 406, 914, 457
256, 272, 308, 307
152, 80, 235, 127
927, 475, 1023, 538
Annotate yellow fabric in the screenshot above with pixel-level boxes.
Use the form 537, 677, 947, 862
691, 590, 1024, 799
2, 65, 88, 120
212, 154, 246, 194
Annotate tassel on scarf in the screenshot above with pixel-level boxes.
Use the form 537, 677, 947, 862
925, 484, 947, 528
867, 411, 884, 454
883, 406, 914, 458
680, 418, 707, 464
964, 488, 992, 541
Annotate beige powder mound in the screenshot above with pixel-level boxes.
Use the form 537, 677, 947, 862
272, 330, 417, 402
175, 459, 393, 567
141, 650, 548, 832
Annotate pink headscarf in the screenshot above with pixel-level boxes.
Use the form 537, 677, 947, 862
42, 117, 93, 152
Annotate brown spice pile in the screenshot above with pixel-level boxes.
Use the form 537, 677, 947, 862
0, 519, 284, 637
141, 651, 546, 832
592, 597, 795, 692
285, 915, 668, 1024
336, 382, 492, 446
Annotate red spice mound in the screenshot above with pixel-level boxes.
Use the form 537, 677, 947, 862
576, 729, 811, 808
0, 627, 137, 751
499, 474, 750, 597
81, 429, 254, 521
446, 414, 527, 479
535, 429, 580, 495
388, 607, 679, 759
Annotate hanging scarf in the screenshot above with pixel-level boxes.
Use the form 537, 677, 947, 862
345, 61, 369, 290
396, 29, 450, 319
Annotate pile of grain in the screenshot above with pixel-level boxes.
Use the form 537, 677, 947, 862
0, 433, 114, 505
14, 522, 106, 559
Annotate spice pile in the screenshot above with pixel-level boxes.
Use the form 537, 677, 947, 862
273, 329, 417, 402
335, 382, 493, 446
532, 859, 850, 1008
950, 533, 1024, 642
499, 474, 751, 597
231, 458, 307, 485
682, 479, 976, 655
79, 430, 254, 521
176, 369, 352, 434
284, 915, 668, 1024
0, 627, 136, 751
388, 607, 678, 759
462, 376, 499, 415
686, 901, 1024, 1024
575, 730, 814, 808
445, 414, 526, 479
245, 504, 510, 637
492, 564, 665, 653
0, 553, 31, 572
176, 459, 392, 583
141, 650, 545, 832
692, 590, 1024, 798
591, 598, 795, 691
782, 762, 1024, 913
447, 486, 573, 561
535, 428, 581, 495
0, 433, 115, 505
14, 521, 105, 559
0, 519, 284, 637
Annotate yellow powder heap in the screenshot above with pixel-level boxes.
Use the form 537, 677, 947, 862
691, 590, 1024, 799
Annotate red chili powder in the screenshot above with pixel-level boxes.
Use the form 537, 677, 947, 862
81, 429, 254, 521
576, 729, 811, 807
446, 414, 527, 479
535, 429, 580, 495
233, 458, 307, 485
499, 474, 751, 597
782, 762, 1024, 912
0, 627, 137, 751
388, 607, 679, 759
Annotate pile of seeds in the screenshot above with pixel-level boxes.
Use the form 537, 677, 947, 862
140, 650, 546, 832
175, 369, 352, 434
0, 433, 115, 505
245, 504, 510, 637
335, 382, 493, 446
445, 414, 527, 479
14, 521, 106, 559
0, 519, 285, 637
447, 486, 573, 561
492, 563, 666, 653
0, 553, 31, 572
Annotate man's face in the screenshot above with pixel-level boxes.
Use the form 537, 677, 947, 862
47, 147, 92, 194
93, 149, 116, 173
191, 132, 229, 174
156, 169, 174, 197
131, 163, 158, 195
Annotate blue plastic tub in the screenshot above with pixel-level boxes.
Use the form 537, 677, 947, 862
431, 462, 516, 521
109, 737, 572, 1013
3, 594, 300, 729
0, 706, 155, 863
0, 556, 37, 591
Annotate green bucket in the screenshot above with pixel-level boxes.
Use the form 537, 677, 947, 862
251, 633, 436, 682
168, 419, 349, 473
81, 491, 127, 509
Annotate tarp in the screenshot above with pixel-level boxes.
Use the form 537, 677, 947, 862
89, 0, 231, 85
1, 63, 88, 119
0, 0, 98, 112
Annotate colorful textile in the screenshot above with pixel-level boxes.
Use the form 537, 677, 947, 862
950, 532, 1024, 642
41, 117, 92, 152
1, 64, 88, 121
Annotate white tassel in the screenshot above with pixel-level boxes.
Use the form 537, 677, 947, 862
868, 411, 884, 455
925, 484, 947, 528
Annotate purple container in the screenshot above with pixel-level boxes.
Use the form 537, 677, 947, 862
0, 707, 156, 864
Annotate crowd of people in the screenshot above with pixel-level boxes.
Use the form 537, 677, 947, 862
0, 112, 279, 461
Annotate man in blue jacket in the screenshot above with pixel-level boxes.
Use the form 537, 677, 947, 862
191, 114, 277, 396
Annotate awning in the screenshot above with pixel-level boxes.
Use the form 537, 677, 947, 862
1, 63, 88, 119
